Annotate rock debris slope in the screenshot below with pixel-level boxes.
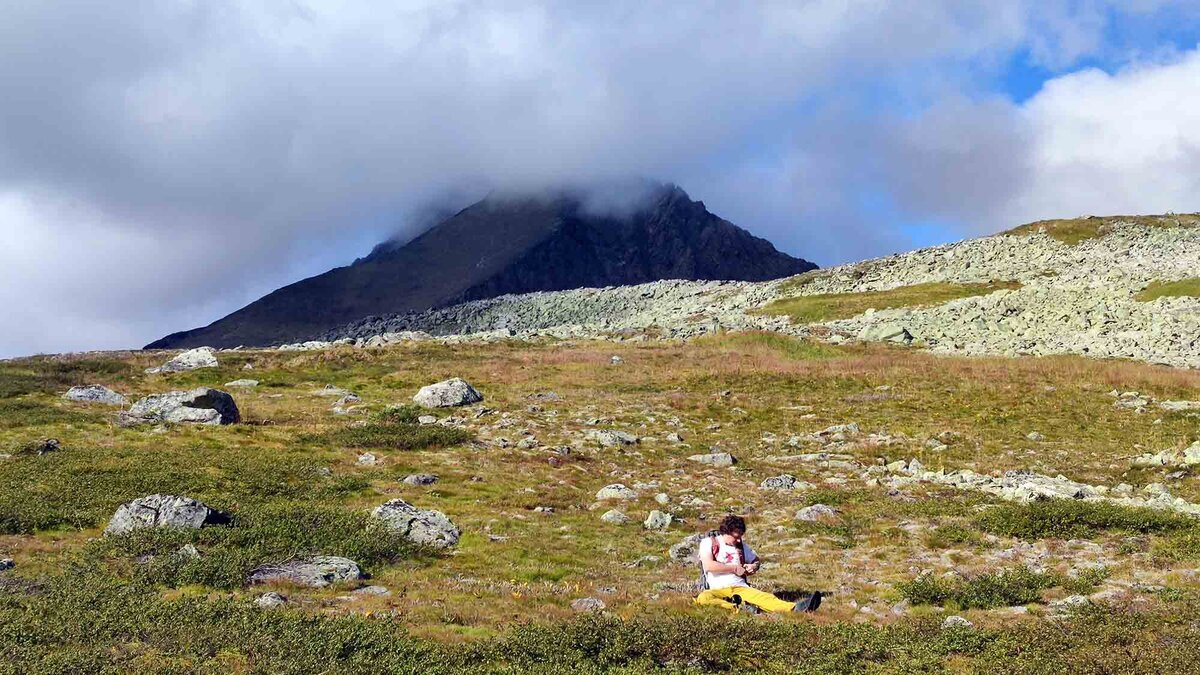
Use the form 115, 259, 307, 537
318, 215, 1200, 370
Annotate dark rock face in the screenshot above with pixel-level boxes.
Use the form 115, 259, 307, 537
147, 183, 816, 349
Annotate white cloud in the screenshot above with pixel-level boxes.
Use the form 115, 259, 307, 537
0, 1, 1196, 357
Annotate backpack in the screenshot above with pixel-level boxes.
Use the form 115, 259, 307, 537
696, 530, 749, 591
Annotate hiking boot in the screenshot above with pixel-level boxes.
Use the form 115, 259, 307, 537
792, 591, 823, 613
729, 594, 761, 615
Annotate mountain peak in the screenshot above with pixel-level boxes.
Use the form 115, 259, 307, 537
147, 181, 816, 349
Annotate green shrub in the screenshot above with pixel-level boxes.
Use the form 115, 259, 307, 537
372, 404, 425, 424
924, 524, 983, 549
898, 567, 1057, 609
974, 500, 1194, 540
302, 420, 471, 450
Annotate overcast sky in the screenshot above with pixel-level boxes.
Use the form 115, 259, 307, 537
4, 1, 1200, 358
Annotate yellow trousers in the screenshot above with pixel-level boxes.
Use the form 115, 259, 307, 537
694, 586, 795, 614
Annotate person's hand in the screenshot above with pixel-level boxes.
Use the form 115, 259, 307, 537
744, 562, 759, 575
733, 564, 746, 576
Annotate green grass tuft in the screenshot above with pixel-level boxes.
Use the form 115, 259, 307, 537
760, 281, 1021, 324
1136, 278, 1200, 302
898, 566, 1058, 609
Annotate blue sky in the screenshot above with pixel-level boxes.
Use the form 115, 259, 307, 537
4, 2, 1200, 357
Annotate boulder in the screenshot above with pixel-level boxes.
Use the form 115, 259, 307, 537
643, 510, 672, 530
224, 379, 259, 387
857, 323, 912, 343
413, 378, 483, 408
249, 556, 364, 587
63, 385, 128, 405
668, 533, 706, 564
402, 473, 439, 486
119, 388, 240, 426
371, 499, 460, 548
688, 452, 736, 467
145, 347, 219, 374
942, 615, 973, 629
596, 484, 638, 501
104, 494, 229, 536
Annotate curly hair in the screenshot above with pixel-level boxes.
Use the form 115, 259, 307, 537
717, 514, 747, 535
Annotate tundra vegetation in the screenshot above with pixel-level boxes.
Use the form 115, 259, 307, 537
4, 333, 1200, 672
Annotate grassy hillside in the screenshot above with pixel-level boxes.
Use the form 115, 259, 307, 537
4, 336, 1200, 671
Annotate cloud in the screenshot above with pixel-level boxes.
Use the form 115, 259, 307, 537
0, 1, 1197, 357
877, 48, 1200, 233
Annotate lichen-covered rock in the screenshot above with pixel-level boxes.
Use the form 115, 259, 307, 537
224, 379, 259, 387
63, 385, 127, 405
145, 347, 218, 374
371, 499, 460, 548
249, 556, 363, 587
255, 592, 287, 608
643, 510, 672, 530
402, 473, 439, 486
120, 388, 240, 426
760, 474, 799, 490
413, 378, 483, 408
104, 494, 229, 536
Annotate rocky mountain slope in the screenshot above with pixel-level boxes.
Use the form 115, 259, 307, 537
146, 183, 815, 349
316, 214, 1200, 370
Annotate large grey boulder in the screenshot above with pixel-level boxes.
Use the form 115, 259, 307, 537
119, 388, 240, 426
249, 556, 364, 587
413, 378, 483, 408
104, 494, 229, 536
145, 347, 219, 374
371, 499, 460, 549
63, 385, 128, 406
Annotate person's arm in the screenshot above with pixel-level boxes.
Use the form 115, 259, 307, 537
743, 545, 760, 575
699, 538, 745, 575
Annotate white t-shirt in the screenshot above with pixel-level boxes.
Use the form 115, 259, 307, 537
700, 535, 759, 590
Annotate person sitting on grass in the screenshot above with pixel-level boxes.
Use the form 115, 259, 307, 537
693, 515, 822, 614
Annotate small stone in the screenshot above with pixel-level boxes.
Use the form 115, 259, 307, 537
687, 452, 736, 467
357, 453, 379, 466
596, 484, 638, 500
643, 510, 672, 530
666, 432, 684, 443
942, 615, 973, 629
352, 585, 392, 597
0, 558, 13, 571
760, 474, 798, 490
795, 504, 840, 523
600, 510, 631, 524
418, 415, 438, 425
19, 438, 61, 456
402, 473, 438, 486
655, 493, 671, 505
586, 430, 639, 447
175, 544, 200, 559
610, 356, 623, 365
571, 597, 606, 611
1026, 432, 1045, 442
224, 379, 259, 387
255, 592, 287, 608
